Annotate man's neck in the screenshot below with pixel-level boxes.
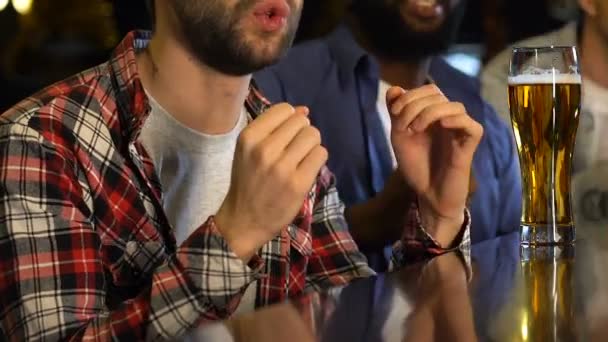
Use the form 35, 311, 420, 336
581, 19, 608, 89
377, 58, 431, 90
136, 22, 249, 135
347, 17, 431, 89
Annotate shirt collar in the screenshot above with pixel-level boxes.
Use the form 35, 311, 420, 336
108, 30, 271, 142
326, 24, 380, 84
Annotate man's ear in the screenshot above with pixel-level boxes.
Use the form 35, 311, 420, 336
578, 0, 598, 17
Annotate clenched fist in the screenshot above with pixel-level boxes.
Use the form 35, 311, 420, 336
215, 103, 328, 261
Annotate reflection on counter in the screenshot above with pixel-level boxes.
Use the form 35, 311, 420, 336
490, 246, 577, 341
519, 246, 576, 341
187, 251, 475, 342
187, 230, 608, 341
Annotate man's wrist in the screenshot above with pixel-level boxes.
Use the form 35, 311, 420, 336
213, 209, 258, 263
417, 200, 466, 248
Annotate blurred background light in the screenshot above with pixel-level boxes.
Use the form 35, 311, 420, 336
11, 0, 32, 15
443, 44, 485, 77
0, 0, 9, 12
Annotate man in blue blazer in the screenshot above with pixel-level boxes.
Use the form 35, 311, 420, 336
255, 0, 521, 270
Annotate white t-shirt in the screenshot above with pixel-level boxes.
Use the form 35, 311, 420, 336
139, 93, 257, 315
377, 79, 398, 169
571, 78, 608, 228
574, 77, 608, 171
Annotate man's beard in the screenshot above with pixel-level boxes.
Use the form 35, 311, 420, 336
350, 0, 467, 62
170, 0, 299, 76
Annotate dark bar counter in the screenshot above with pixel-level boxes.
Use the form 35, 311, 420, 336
187, 223, 608, 341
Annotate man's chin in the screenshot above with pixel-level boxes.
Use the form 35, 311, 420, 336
248, 44, 290, 68
192, 40, 290, 76
249, 55, 284, 72
217, 55, 284, 76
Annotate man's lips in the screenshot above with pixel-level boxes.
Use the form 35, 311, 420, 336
406, 0, 444, 19
253, 0, 290, 32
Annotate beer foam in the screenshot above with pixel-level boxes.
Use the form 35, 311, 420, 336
508, 74, 582, 85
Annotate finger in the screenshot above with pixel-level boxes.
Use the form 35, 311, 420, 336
409, 102, 467, 133
439, 114, 484, 147
280, 126, 322, 169
386, 86, 406, 107
392, 94, 448, 132
263, 113, 311, 153
246, 103, 309, 140
388, 84, 445, 116
295, 145, 328, 189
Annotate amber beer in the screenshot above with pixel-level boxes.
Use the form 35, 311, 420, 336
508, 74, 581, 244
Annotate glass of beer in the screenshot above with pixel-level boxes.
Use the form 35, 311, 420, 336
508, 47, 581, 245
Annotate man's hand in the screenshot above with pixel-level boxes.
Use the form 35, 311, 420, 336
387, 85, 483, 247
401, 253, 476, 342
226, 303, 315, 342
215, 104, 328, 262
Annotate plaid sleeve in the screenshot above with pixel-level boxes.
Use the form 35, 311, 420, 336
0, 121, 263, 340
390, 203, 471, 268
304, 167, 375, 291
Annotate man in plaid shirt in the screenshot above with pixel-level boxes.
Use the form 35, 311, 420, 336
0, 0, 482, 340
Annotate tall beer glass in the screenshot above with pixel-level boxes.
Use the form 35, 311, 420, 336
508, 47, 581, 245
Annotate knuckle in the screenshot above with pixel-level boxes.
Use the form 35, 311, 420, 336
401, 92, 415, 106
306, 126, 322, 144
431, 94, 444, 101
419, 106, 436, 119
251, 144, 272, 165
477, 122, 485, 136
429, 84, 442, 94
317, 145, 329, 162
455, 102, 467, 113
265, 102, 296, 119
402, 101, 417, 115
387, 87, 404, 102
276, 102, 296, 114
428, 95, 446, 106
238, 129, 254, 149
270, 161, 289, 180
400, 91, 415, 106
436, 95, 449, 105
293, 114, 310, 127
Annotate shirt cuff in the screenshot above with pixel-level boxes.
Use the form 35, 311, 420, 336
203, 215, 266, 274
391, 204, 471, 265
416, 207, 471, 251
176, 216, 266, 318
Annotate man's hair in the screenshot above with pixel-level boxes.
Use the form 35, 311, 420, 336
145, 0, 155, 29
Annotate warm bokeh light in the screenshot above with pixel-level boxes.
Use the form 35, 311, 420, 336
0, 0, 8, 12
11, 0, 32, 15
521, 311, 529, 341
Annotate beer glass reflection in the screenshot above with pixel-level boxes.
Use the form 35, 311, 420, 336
519, 246, 576, 341
508, 47, 581, 245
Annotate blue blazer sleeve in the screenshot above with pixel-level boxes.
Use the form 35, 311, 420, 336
485, 102, 522, 235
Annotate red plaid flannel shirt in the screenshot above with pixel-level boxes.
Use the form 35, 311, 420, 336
0, 31, 470, 341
